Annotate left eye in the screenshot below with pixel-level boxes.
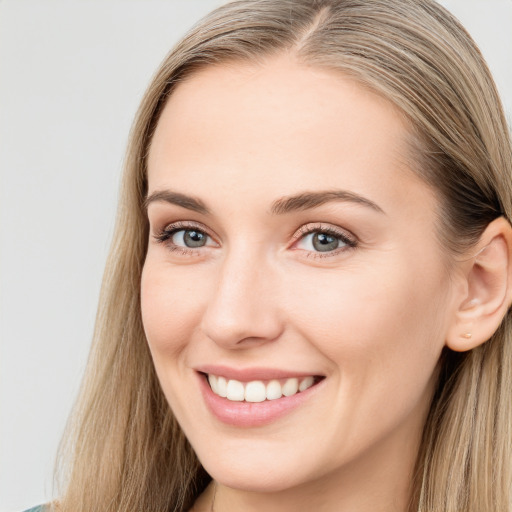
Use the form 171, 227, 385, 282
296, 231, 347, 253
171, 229, 210, 248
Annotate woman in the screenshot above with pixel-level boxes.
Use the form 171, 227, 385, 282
33, 0, 512, 510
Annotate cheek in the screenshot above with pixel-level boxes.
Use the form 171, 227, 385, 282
285, 258, 450, 420
140, 262, 205, 359
289, 261, 447, 351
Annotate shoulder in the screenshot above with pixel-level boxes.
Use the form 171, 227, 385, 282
22, 506, 46, 512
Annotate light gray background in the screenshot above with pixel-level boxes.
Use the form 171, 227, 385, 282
0, 1, 510, 511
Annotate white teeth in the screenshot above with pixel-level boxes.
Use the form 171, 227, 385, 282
208, 374, 218, 394
208, 374, 318, 402
226, 379, 245, 401
299, 376, 314, 392
217, 376, 227, 397
282, 378, 299, 396
266, 380, 283, 400
245, 381, 267, 402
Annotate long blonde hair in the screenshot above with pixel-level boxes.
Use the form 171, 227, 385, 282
55, 1, 512, 511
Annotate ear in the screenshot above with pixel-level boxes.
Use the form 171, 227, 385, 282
446, 217, 512, 352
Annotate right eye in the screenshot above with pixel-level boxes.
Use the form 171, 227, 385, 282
153, 222, 218, 254
170, 229, 209, 248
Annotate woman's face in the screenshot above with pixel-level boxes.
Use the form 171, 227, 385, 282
142, 56, 461, 494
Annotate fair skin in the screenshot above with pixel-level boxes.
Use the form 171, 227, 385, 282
141, 55, 512, 512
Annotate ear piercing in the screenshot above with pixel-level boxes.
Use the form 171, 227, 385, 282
461, 332, 472, 339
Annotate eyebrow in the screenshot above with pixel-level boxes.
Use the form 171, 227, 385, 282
270, 190, 385, 215
144, 188, 384, 216
144, 190, 210, 214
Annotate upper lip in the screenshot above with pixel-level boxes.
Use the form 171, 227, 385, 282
195, 364, 324, 382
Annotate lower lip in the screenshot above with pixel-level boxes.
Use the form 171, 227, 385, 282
198, 373, 325, 427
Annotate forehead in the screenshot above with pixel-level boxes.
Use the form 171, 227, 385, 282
147, 55, 432, 215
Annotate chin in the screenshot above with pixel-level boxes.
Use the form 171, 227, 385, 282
195, 442, 322, 494
206, 465, 302, 494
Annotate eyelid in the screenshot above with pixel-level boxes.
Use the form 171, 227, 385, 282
291, 222, 357, 244
161, 219, 211, 232
154, 220, 215, 237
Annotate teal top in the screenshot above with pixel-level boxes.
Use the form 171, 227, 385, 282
23, 507, 45, 512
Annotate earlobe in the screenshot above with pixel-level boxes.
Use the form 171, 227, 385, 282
446, 217, 512, 352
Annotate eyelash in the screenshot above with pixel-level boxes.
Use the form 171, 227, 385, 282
153, 221, 215, 256
291, 223, 358, 258
153, 221, 358, 258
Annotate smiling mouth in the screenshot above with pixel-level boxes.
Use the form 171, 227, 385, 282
204, 373, 325, 402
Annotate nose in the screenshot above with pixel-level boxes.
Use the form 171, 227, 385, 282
200, 248, 284, 349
